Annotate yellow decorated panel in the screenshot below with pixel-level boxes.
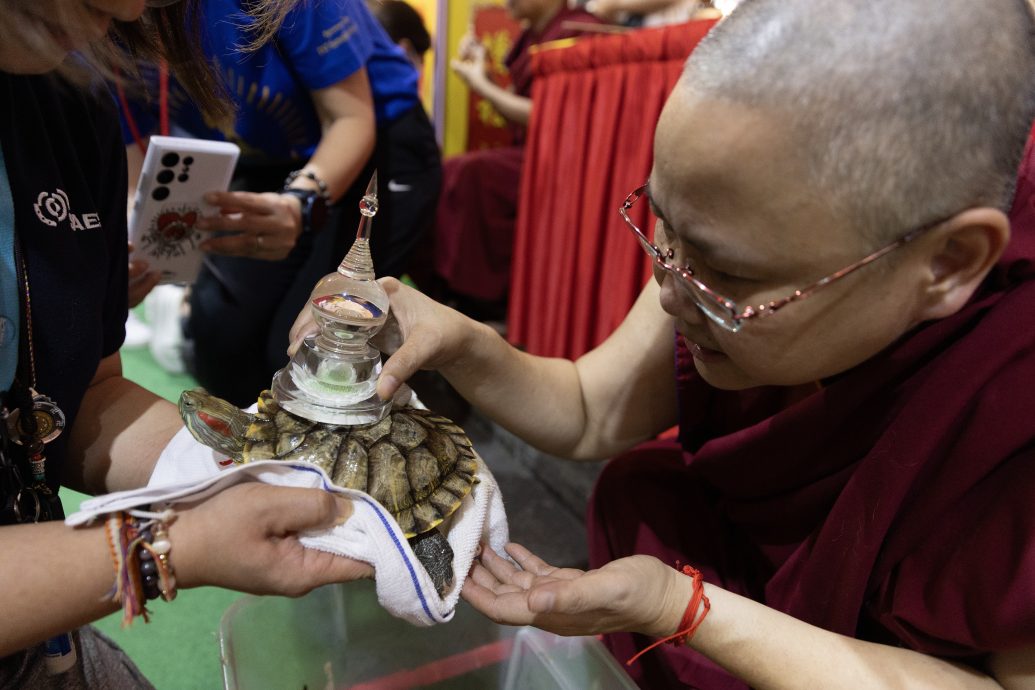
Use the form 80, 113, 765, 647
442, 0, 507, 157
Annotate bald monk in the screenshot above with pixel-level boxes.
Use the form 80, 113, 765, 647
428, 0, 599, 317
291, 0, 1035, 686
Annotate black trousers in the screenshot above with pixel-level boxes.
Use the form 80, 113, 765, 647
187, 105, 442, 406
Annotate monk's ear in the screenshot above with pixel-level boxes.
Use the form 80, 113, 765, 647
914, 207, 1010, 321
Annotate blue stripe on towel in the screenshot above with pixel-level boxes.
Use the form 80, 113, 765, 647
358, 495, 437, 623
289, 464, 437, 624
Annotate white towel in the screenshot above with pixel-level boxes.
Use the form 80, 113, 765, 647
66, 417, 509, 627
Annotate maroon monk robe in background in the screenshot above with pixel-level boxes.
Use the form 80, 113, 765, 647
430, 7, 600, 306
588, 131, 1035, 689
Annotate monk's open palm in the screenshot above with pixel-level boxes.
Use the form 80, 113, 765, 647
461, 542, 684, 638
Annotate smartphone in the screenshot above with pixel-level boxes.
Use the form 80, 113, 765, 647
128, 135, 240, 284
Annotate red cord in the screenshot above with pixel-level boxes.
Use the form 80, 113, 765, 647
158, 60, 169, 137
626, 564, 711, 667
114, 67, 147, 157
114, 60, 170, 157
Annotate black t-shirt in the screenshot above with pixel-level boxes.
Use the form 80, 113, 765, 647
0, 71, 128, 489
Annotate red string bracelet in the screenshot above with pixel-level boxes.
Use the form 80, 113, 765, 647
626, 563, 711, 666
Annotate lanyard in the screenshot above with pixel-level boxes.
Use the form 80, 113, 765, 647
1, 230, 66, 525
115, 60, 171, 156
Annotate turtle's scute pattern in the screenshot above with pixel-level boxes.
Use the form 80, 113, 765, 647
244, 392, 477, 538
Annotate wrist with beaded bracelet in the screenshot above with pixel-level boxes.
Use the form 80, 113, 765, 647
103, 507, 178, 626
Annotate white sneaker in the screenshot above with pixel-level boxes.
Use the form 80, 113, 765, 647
145, 285, 188, 375
124, 311, 152, 348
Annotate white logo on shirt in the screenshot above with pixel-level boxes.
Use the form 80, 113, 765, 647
33, 189, 101, 231
387, 180, 413, 193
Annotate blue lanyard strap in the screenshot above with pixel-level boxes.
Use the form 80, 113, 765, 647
0, 144, 19, 393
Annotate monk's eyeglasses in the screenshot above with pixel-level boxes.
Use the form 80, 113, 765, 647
620, 182, 946, 333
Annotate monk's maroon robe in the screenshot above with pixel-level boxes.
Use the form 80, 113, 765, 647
432, 7, 599, 303
589, 132, 1035, 688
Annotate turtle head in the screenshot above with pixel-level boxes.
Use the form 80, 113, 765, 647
178, 389, 250, 459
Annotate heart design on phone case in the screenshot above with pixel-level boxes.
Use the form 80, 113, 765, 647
157, 211, 198, 240
143, 208, 201, 259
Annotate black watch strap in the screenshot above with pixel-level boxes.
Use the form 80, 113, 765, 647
281, 187, 328, 234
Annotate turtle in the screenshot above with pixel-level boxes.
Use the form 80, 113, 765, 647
178, 389, 479, 596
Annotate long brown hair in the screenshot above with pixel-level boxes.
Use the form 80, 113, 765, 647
112, 2, 232, 122
116, 1, 298, 124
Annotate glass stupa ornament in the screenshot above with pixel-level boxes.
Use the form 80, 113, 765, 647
271, 172, 392, 425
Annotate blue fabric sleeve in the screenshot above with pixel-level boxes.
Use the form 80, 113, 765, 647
277, 0, 375, 91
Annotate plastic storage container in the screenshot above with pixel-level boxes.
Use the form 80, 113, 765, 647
219, 580, 637, 689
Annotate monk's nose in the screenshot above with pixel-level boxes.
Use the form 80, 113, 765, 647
657, 270, 707, 325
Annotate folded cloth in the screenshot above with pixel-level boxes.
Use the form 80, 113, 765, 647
66, 418, 510, 626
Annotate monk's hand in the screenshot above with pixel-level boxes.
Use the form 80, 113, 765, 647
289, 278, 486, 399
456, 29, 481, 61
287, 296, 319, 357
450, 39, 489, 90
286, 273, 423, 359
371, 277, 485, 400
169, 483, 374, 595
196, 190, 303, 261
462, 542, 692, 638
286, 270, 337, 357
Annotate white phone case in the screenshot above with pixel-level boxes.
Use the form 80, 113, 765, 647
128, 135, 240, 284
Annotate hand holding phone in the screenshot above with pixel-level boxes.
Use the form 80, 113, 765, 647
128, 136, 240, 284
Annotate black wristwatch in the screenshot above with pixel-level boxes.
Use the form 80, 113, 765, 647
281, 187, 329, 234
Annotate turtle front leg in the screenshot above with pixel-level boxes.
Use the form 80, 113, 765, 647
408, 529, 454, 597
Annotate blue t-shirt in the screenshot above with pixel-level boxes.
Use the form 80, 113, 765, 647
121, 0, 419, 164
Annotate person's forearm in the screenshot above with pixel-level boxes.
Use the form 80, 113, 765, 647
437, 282, 676, 460
438, 319, 592, 456
65, 372, 183, 494
685, 585, 1003, 690
300, 72, 377, 203
569, 279, 677, 458
299, 111, 375, 203
0, 522, 119, 657
470, 79, 532, 127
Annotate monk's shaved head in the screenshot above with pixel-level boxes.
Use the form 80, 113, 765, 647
680, 0, 1035, 241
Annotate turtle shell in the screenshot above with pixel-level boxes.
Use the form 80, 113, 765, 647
241, 391, 478, 538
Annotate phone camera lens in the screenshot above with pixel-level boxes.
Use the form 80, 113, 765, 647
161, 152, 180, 167
156, 170, 175, 184
178, 174, 190, 183
183, 156, 195, 165
152, 186, 170, 201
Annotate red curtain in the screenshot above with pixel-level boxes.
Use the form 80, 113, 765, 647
508, 20, 717, 359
